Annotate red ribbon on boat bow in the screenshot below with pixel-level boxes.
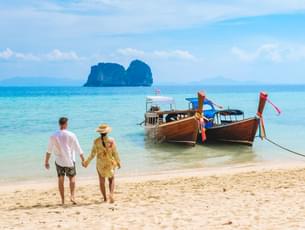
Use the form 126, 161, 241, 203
258, 94, 281, 139
266, 98, 281, 115
200, 118, 206, 143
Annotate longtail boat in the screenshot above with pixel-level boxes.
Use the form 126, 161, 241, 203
186, 92, 268, 146
144, 92, 205, 146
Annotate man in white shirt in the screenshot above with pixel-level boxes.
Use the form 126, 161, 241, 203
44, 117, 85, 205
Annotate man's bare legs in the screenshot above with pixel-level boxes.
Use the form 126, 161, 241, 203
108, 177, 115, 203
98, 173, 107, 202
58, 176, 65, 205
69, 176, 76, 204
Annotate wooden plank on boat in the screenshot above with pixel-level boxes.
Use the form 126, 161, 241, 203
157, 116, 199, 144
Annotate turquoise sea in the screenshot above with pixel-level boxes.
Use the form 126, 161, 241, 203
0, 85, 305, 183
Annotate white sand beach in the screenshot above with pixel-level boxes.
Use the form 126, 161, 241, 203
2, 162, 305, 230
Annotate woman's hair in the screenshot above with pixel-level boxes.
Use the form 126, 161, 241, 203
101, 133, 107, 147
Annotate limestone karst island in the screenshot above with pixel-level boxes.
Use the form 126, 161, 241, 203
84, 59, 153, 87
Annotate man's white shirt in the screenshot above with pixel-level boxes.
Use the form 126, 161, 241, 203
47, 130, 83, 167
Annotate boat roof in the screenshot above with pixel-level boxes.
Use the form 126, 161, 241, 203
217, 109, 244, 116
146, 96, 175, 104
185, 98, 214, 107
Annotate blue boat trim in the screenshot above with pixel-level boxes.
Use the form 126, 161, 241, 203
185, 97, 245, 129
186, 97, 217, 128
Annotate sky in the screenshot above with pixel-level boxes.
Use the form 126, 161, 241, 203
1, 0, 305, 84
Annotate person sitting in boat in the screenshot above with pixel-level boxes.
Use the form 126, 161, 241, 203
149, 105, 164, 121
150, 105, 160, 112
82, 124, 121, 203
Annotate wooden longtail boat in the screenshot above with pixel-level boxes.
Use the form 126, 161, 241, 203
186, 92, 268, 146
205, 117, 260, 145
144, 92, 205, 146
157, 116, 199, 145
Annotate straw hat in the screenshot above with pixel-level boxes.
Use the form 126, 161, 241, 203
96, 124, 112, 134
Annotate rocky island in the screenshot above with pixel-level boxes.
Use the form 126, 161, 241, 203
83, 59, 153, 87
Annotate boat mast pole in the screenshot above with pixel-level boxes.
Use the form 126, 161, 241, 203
257, 92, 268, 139
196, 92, 207, 143
257, 92, 268, 117
197, 92, 205, 115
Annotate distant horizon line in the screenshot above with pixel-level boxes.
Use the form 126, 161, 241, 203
1, 76, 305, 86
1, 83, 305, 87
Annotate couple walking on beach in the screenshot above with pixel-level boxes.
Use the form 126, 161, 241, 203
44, 117, 121, 205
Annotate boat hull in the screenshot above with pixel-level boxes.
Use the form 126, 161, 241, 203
156, 116, 199, 145
204, 117, 259, 146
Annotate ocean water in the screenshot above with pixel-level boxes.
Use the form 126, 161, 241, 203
0, 85, 305, 182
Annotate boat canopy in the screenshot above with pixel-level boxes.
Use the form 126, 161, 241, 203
185, 98, 215, 110
146, 96, 175, 105
185, 97, 217, 127
217, 109, 244, 116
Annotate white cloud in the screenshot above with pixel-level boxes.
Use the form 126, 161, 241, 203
0, 48, 82, 62
116, 48, 145, 57
0, 47, 196, 62
62, 0, 305, 33
0, 48, 40, 61
153, 50, 196, 60
232, 43, 305, 62
116, 48, 196, 60
2, 0, 305, 35
232, 44, 282, 62
46, 49, 80, 61
286, 45, 305, 60
0, 48, 13, 59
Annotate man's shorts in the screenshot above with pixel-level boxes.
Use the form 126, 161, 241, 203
55, 162, 76, 177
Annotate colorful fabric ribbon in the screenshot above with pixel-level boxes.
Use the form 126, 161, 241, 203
267, 98, 281, 115
258, 97, 281, 139
199, 118, 206, 143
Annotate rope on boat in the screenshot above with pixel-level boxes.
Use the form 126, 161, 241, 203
264, 137, 305, 158
258, 111, 305, 158
137, 120, 145, 126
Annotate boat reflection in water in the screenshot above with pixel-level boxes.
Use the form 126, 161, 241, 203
144, 140, 257, 169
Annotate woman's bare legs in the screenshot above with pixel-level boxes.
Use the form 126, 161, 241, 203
108, 177, 115, 203
98, 172, 107, 202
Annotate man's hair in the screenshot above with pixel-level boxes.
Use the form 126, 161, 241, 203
59, 117, 68, 126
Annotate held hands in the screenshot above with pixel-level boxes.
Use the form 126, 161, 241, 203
81, 160, 87, 168
80, 154, 87, 168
